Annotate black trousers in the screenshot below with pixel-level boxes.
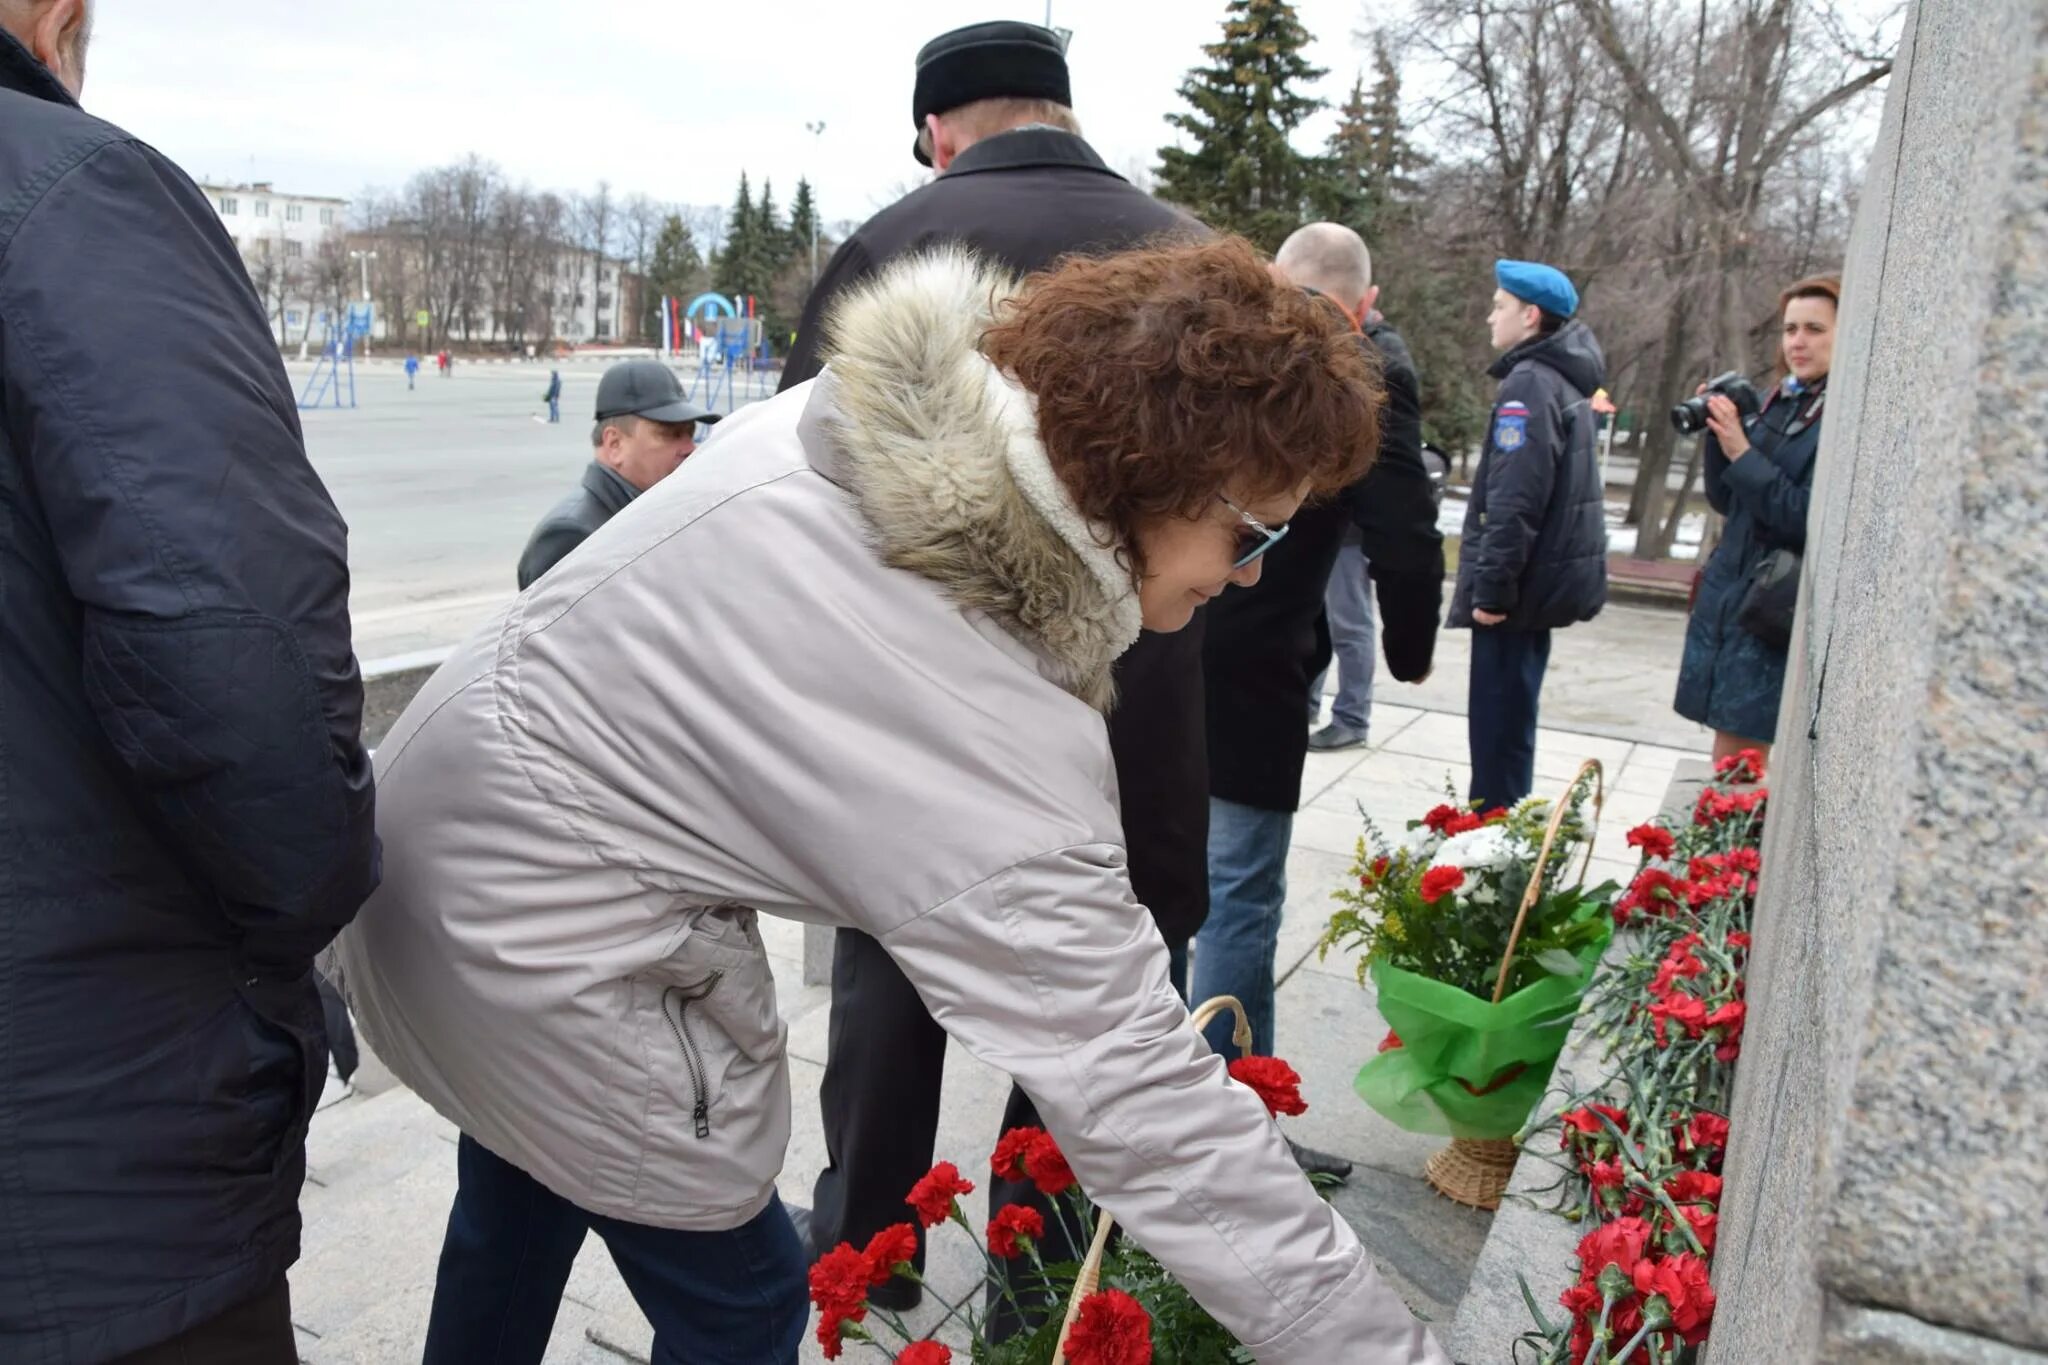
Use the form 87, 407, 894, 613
112, 1280, 294, 1365
810, 927, 1188, 1290
1468, 625, 1553, 811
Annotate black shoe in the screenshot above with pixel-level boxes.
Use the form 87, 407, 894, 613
1308, 723, 1369, 752
787, 1204, 925, 1311
1288, 1138, 1355, 1182
869, 1275, 924, 1313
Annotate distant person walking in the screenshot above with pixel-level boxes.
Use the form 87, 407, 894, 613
543, 367, 562, 423
405, 351, 420, 390
437, 348, 450, 377
1450, 260, 1609, 811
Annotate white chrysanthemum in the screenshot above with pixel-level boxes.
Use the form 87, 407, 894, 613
1399, 824, 1441, 860
1437, 824, 1517, 872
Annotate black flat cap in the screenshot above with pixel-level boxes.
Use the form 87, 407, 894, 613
594, 360, 717, 425
911, 20, 1071, 166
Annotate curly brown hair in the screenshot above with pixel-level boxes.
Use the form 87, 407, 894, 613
980, 236, 1382, 567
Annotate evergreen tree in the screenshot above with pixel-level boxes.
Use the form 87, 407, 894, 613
714, 172, 777, 307
643, 213, 703, 335
1314, 34, 1424, 237
1154, 0, 1328, 250
787, 177, 820, 269
756, 178, 785, 263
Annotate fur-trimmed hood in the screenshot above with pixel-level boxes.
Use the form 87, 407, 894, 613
806, 248, 1143, 710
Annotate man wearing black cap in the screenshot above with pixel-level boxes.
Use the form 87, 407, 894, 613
778, 19, 1205, 1315
516, 359, 717, 589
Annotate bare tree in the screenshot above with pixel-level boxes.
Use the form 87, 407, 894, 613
575, 181, 616, 340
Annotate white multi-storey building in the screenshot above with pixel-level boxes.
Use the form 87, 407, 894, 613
198, 181, 352, 345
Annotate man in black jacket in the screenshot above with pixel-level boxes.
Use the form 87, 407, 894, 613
1451, 260, 1609, 810
0, 5, 381, 1360
516, 360, 715, 588
1195, 225, 1443, 1130
779, 20, 1201, 1309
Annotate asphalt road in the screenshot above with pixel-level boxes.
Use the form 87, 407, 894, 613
293, 359, 770, 664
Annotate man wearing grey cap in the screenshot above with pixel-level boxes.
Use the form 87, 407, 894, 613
516, 359, 717, 589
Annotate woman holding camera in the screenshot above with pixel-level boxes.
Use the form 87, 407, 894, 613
1674, 273, 1841, 767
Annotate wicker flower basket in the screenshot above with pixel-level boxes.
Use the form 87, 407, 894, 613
1418, 759, 1606, 1211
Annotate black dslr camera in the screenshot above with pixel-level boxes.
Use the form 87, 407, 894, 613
1671, 371, 1763, 435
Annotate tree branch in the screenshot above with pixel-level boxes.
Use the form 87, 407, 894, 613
1568, 0, 1710, 187
1755, 61, 1894, 174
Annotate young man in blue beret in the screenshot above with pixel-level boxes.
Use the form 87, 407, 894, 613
1450, 260, 1610, 810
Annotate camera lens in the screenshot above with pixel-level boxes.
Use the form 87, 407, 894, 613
1670, 397, 1708, 435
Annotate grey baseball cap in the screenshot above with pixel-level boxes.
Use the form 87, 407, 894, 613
593, 360, 719, 424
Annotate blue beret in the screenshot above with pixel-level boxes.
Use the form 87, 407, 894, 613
1495, 259, 1579, 318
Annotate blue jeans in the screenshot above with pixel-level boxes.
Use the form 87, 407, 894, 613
547, 397, 560, 422
1191, 797, 1293, 1058
1310, 532, 1376, 731
424, 1135, 807, 1365
1468, 626, 1553, 812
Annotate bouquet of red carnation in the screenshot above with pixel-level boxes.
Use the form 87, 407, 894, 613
810, 1030, 1308, 1364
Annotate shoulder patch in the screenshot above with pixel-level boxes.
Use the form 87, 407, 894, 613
1493, 402, 1530, 452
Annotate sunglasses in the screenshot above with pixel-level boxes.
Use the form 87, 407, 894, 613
1219, 495, 1289, 569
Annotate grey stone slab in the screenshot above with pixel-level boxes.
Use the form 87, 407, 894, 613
1712, 2, 2048, 1356
1822, 1303, 2048, 1364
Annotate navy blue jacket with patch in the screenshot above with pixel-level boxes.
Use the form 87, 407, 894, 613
1449, 321, 1610, 631
2, 32, 378, 1361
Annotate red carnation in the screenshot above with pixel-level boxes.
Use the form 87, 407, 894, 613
1634, 1252, 1717, 1344
1022, 1131, 1077, 1196
816, 1306, 860, 1360
862, 1223, 918, 1286
1419, 864, 1466, 903
905, 1162, 975, 1228
809, 1243, 872, 1316
1479, 806, 1512, 824
1681, 1205, 1719, 1255
1707, 1000, 1746, 1061
986, 1204, 1045, 1259
1626, 823, 1677, 860
1377, 1028, 1403, 1053
1585, 1159, 1624, 1191
1062, 1288, 1154, 1365
1647, 990, 1710, 1046
1360, 854, 1392, 887
1681, 1112, 1731, 1161
809, 1243, 873, 1359
1558, 1279, 1601, 1317
1577, 1216, 1651, 1280
1665, 1170, 1722, 1206
1228, 1055, 1309, 1118
1652, 944, 1706, 996
991, 1127, 1042, 1183
1728, 930, 1753, 950
1443, 811, 1485, 836
896, 1344, 952, 1365
1421, 803, 1464, 833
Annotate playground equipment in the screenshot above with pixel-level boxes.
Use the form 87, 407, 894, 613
674, 292, 773, 413
298, 302, 373, 410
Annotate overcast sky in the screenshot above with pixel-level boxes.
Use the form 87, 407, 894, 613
82, 1, 1380, 227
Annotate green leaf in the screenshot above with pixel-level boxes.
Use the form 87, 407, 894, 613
1535, 947, 1585, 977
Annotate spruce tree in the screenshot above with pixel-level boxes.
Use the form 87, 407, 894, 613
714, 172, 776, 308
787, 178, 820, 269
644, 213, 703, 335
1315, 34, 1423, 237
1154, 0, 1327, 250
